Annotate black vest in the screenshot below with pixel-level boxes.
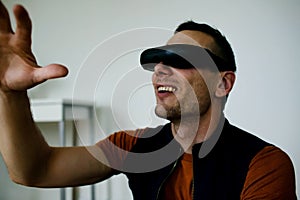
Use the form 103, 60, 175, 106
123, 119, 270, 200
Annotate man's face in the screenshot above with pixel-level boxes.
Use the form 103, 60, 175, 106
152, 30, 218, 121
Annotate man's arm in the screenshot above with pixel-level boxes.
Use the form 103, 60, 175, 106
0, 2, 114, 187
240, 146, 297, 200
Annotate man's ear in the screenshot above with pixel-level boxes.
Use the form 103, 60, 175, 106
215, 71, 236, 98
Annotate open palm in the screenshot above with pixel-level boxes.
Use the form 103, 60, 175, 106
0, 3, 68, 92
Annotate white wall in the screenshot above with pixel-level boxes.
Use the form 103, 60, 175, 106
1, 0, 299, 199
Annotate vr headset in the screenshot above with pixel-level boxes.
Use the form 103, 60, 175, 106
140, 44, 232, 72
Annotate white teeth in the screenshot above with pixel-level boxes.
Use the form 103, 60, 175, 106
158, 86, 176, 92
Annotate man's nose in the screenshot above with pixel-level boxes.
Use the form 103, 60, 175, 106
154, 63, 173, 77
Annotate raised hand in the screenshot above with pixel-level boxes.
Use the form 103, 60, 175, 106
0, 2, 68, 92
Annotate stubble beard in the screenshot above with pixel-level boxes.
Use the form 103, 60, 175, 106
155, 103, 181, 122
154, 93, 211, 125
154, 101, 204, 124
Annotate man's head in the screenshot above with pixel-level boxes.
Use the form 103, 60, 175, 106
174, 21, 236, 72
141, 21, 236, 122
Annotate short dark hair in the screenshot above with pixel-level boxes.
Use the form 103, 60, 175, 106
175, 21, 236, 72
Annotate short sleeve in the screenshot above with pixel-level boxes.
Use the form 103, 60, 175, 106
240, 146, 297, 200
96, 128, 147, 171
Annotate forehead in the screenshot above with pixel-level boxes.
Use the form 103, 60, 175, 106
167, 30, 215, 52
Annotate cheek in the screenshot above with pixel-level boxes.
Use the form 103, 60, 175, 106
191, 81, 212, 116
192, 71, 218, 98
189, 76, 212, 103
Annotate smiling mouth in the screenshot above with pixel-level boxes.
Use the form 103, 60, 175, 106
157, 86, 177, 93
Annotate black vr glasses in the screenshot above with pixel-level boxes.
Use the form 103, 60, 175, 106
140, 44, 232, 72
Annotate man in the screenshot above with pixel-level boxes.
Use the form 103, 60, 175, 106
0, 2, 296, 200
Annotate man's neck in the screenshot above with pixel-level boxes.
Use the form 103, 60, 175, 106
171, 107, 223, 154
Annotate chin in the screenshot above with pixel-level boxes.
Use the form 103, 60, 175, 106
155, 105, 181, 121
154, 106, 168, 119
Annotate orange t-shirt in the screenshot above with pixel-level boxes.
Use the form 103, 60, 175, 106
159, 153, 193, 199
97, 129, 296, 199
159, 146, 296, 200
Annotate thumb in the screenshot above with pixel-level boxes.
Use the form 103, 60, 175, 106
33, 64, 68, 84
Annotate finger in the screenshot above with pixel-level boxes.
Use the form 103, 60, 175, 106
13, 4, 32, 42
33, 64, 69, 84
0, 1, 13, 33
